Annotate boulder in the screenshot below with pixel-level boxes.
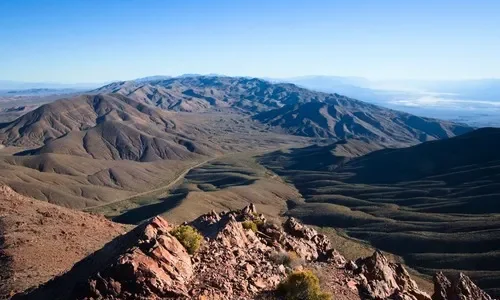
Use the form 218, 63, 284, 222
432, 272, 493, 300
14, 217, 193, 300
284, 217, 318, 240
355, 251, 431, 300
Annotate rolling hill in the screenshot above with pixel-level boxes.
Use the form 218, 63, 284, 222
259, 128, 500, 296
0, 93, 217, 161
0, 93, 310, 208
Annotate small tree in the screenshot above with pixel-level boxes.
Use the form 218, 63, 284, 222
170, 225, 202, 255
277, 270, 332, 300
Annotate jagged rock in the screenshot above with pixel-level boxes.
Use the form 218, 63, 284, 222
191, 205, 262, 239
14, 216, 193, 300
215, 215, 252, 249
283, 235, 319, 261
76, 217, 194, 299
261, 222, 283, 239
284, 217, 318, 240
326, 248, 347, 267
432, 272, 493, 300
280, 217, 336, 262
355, 251, 431, 300
16, 205, 493, 300
188, 210, 282, 299
312, 233, 332, 253
241, 203, 257, 216
346, 260, 358, 271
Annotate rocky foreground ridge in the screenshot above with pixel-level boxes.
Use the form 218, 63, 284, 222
14, 205, 495, 300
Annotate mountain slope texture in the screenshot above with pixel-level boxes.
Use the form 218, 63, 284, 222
93, 76, 472, 145
260, 128, 500, 296
11, 205, 494, 300
0, 185, 126, 298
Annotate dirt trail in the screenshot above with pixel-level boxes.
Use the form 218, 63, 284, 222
85, 158, 216, 210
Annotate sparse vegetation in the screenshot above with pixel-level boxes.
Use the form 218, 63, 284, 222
270, 251, 302, 268
260, 132, 500, 296
242, 220, 258, 232
277, 270, 332, 300
253, 218, 265, 229
170, 225, 202, 255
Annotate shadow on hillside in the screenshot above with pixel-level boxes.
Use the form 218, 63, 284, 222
0, 218, 14, 298
112, 193, 187, 225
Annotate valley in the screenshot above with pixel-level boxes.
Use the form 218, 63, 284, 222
258, 130, 500, 296
0, 76, 497, 298
88, 152, 301, 225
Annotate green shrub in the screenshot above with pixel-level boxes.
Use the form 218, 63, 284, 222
277, 270, 332, 300
242, 220, 258, 232
170, 225, 202, 255
254, 218, 265, 229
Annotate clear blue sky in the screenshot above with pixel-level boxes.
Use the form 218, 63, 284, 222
1, 0, 499, 83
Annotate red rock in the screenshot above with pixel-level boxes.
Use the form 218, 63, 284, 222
355, 251, 431, 300
432, 272, 493, 300
16, 205, 493, 300
284, 217, 318, 240
14, 216, 193, 299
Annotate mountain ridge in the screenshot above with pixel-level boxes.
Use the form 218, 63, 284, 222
92, 76, 473, 145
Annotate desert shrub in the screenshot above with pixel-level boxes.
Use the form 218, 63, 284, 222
170, 225, 202, 255
277, 270, 332, 300
242, 220, 258, 232
270, 251, 302, 268
254, 218, 265, 229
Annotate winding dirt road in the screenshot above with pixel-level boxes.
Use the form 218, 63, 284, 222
85, 158, 215, 210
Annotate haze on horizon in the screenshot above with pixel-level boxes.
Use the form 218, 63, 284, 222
1, 0, 499, 83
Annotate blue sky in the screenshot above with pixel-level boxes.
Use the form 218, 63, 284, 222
1, 0, 499, 83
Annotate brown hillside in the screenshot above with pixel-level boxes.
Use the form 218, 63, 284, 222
94, 76, 472, 146
0, 185, 127, 298
0, 94, 309, 208
0, 94, 218, 162
254, 101, 471, 144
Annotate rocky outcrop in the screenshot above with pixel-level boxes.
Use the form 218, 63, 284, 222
354, 251, 431, 300
75, 217, 193, 299
188, 215, 282, 299
14, 204, 493, 300
14, 217, 193, 300
432, 272, 494, 300
260, 216, 333, 262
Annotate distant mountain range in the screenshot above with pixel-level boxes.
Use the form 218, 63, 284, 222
93, 76, 472, 146
1, 88, 81, 96
278, 75, 500, 99
1, 76, 475, 150
253, 100, 470, 144
0, 80, 102, 91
